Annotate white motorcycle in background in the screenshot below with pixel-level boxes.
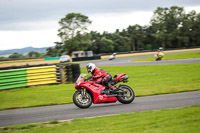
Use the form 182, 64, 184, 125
109, 53, 117, 60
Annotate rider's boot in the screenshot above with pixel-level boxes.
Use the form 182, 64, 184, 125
100, 87, 110, 95
108, 85, 118, 92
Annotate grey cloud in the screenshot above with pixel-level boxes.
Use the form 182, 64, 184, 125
0, 0, 200, 30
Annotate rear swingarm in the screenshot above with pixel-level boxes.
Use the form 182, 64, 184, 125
107, 90, 127, 98
107, 94, 124, 98
110, 89, 127, 95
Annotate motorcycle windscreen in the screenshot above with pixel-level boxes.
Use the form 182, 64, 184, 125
76, 73, 87, 82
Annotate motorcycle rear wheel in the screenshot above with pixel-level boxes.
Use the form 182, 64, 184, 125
73, 91, 92, 108
117, 85, 135, 104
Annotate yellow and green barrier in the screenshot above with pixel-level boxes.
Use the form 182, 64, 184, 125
0, 65, 58, 90
0, 64, 80, 90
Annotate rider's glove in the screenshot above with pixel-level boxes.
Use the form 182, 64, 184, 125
84, 76, 93, 81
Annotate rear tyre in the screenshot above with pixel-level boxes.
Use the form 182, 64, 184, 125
117, 85, 135, 104
73, 91, 92, 108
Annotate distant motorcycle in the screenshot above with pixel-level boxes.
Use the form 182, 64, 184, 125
154, 51, 164, 61
109, 53, 117, 60
73, 73, 135, 108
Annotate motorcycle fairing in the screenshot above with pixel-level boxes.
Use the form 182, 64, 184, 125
78, 81, 117, 104
113, 73, 126, 81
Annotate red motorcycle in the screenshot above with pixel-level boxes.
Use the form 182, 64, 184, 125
73, 73, 135, 108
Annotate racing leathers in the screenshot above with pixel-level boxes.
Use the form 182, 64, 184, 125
86, 67, 116, 93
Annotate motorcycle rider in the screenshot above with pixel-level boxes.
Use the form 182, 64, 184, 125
155, 47, 164, 61
109, 53, 117, 60
85, 63, 116, 94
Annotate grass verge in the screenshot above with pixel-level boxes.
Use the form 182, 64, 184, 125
0, 105, 199, 133
0, 63, 200, 110
132, 52, 200, 62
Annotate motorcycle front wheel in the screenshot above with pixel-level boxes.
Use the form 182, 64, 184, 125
73, 91, 92, 109
117, 85, 135, 104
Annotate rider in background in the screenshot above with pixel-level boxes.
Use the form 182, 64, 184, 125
155, 47, 164, 61
85, 63, 116, 94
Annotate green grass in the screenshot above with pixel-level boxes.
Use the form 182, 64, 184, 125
0, 120, 60, 132
0, 84, 75, 110
1, 105, 199, 133
0, 63, 200, 110
132, 52, 200, 62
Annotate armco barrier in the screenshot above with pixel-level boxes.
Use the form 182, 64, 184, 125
0, 63, 81, 90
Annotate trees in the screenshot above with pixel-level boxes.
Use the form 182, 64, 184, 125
185, 11, 200, 47
54, 42, 64, 56
58, 13, 91, 41
89, 31, 102, 54
46, 13, 92, 56
9, 53, 25, 59
150, 6, 191, 49
104, 32, 131, 52
1, 52, 44, 61
26, 51, 40, 58
64, 33, 92, 54
46, 47, 58, 57
99, 37, 114, 53
46, 7, 200, 56
126, 25, 146, 51
58, 13, 92, 55
151, 6, 200, 49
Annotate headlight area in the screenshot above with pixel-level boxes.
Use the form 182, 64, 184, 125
76, 81, 81, 87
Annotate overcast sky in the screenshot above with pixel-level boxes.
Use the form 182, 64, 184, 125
0, 0, 200, 50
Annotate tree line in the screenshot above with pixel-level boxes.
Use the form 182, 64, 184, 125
0, 51, 46, 61
46, 6, 200, 57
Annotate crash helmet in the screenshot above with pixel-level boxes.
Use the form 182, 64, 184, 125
159, 47, 163, 51
86, 63, 96, 74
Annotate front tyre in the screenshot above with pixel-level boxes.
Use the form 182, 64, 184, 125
117, 85, 135, 104
73, 91, 92, 109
